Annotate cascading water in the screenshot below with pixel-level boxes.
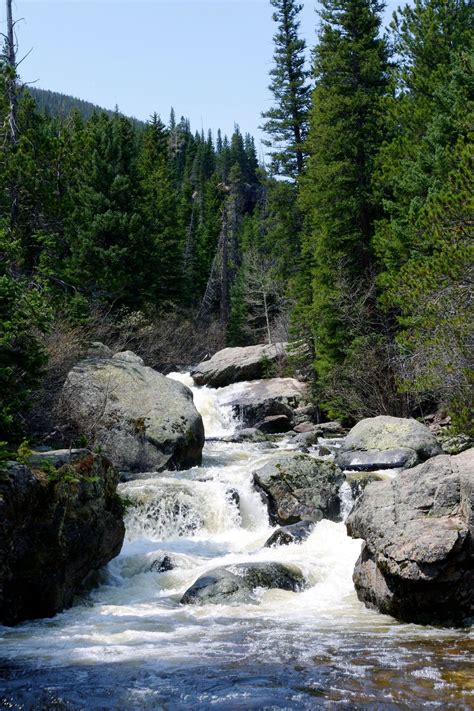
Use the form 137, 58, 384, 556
0, 375, 472, 709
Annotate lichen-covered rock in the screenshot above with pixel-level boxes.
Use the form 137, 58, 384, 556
180, 562, 305, 605
191, 343, 288, 387
345, 471, 384, 499
218, 378, 308, 428
336, 416, 441, 471
346, 449, 474, 626
252, 452, 344, 525
0, 451, 124, 626
61, 351, 204, 472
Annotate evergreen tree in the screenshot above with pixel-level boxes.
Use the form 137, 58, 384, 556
374, 0, 474, 427
261, 0, 311, 178
139, 114, 184, 305
299, 0, 389, 413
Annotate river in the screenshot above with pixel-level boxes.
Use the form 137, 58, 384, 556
0, 375, 472, 709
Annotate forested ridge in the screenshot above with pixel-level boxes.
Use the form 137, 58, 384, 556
1, 0, 472, 452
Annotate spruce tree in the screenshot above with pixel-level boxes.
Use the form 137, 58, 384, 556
261, 0, 311, 179
299, 0, 389, 412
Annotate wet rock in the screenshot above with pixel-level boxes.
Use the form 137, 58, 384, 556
191, 343, 288, 387
150, 555, 175, 573
0, 451, 124, 626
254, 415, 293, 434
345, 471, 384, 499
293, 431, 320, 450
61, 351, 204, 472
346, 449, 474, 626
180, 562, 305, 605
264, 521, 316, 548
336, 448, 418, 472
252, 452, 344, 526
226, 488, 240, 510
222, 428, 272, 444
218, 378, 307, 429
336, 416, 441, 472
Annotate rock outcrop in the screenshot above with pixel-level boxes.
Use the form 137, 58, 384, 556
0, 451, 124, 626
191, 343, 287, 387
253, 452, 344, 526
61, 351, 204, 472
181, 562, 305, 605
218, 378, 308, 429
336, 416, 441, 472
346, 449, 474, 626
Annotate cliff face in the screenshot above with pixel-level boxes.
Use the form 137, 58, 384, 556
0, 450, 125, 626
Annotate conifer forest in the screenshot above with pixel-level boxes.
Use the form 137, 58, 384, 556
1, 0, 472, 450
0, 1, 474, 707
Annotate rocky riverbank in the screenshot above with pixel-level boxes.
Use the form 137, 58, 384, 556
0, 450, 124, 626
2, 342, 472, 631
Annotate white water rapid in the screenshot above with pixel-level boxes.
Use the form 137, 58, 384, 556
0, 375, 472, 709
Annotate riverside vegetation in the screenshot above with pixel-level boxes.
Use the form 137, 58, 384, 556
0, 0, 472, 454
0, 0, 473, 704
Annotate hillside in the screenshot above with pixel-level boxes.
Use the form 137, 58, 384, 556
29, 87, 146, 128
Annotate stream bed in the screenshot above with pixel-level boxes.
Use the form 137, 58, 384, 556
0, 376, 473, 709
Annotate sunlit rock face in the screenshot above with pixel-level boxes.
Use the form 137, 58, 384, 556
336, 416, 442, 472
61, 351, 204, 473
191, 342, 288, 388
346, 448, 474, 626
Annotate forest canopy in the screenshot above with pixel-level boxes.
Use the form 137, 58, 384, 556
0, 0, 472, 448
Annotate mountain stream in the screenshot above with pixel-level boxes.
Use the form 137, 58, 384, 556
0, 374, 472, 709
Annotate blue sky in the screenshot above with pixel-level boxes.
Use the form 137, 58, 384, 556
4, 0, 400, 154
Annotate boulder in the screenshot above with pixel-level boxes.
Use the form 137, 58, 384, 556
218, 377, 308, 428
252, 452, 344, 526
222, 428, 273, 445
336, 448, 419, 472
294, 422, 319, 434
264, 521, 316, 548
149, 555, 175, 573
0, 451, 124, 626
191, 342, 287, 387
346, 449, 474, 626
336, 416, 441, 472
181, 562, 305, 605
254, 414, 293, 434
293, 431, 320, 450
61, 351, 204, 472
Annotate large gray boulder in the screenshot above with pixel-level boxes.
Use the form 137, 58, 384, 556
0, 451, 124, 625
336, 416, 441, 471
252, 452, 344, 526
191, 342, 287, 387
181, 562, 305, 605
346, 448, 474, 626
61, 351, 204, 472
219, 377, 308, 428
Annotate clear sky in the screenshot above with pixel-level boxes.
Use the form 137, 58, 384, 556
3, 0, 400, 154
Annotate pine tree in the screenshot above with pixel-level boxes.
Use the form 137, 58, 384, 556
299, 0, 389, 412
261, 0, 311, 179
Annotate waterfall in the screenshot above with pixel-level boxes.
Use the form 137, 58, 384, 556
167, 371, 239, 438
